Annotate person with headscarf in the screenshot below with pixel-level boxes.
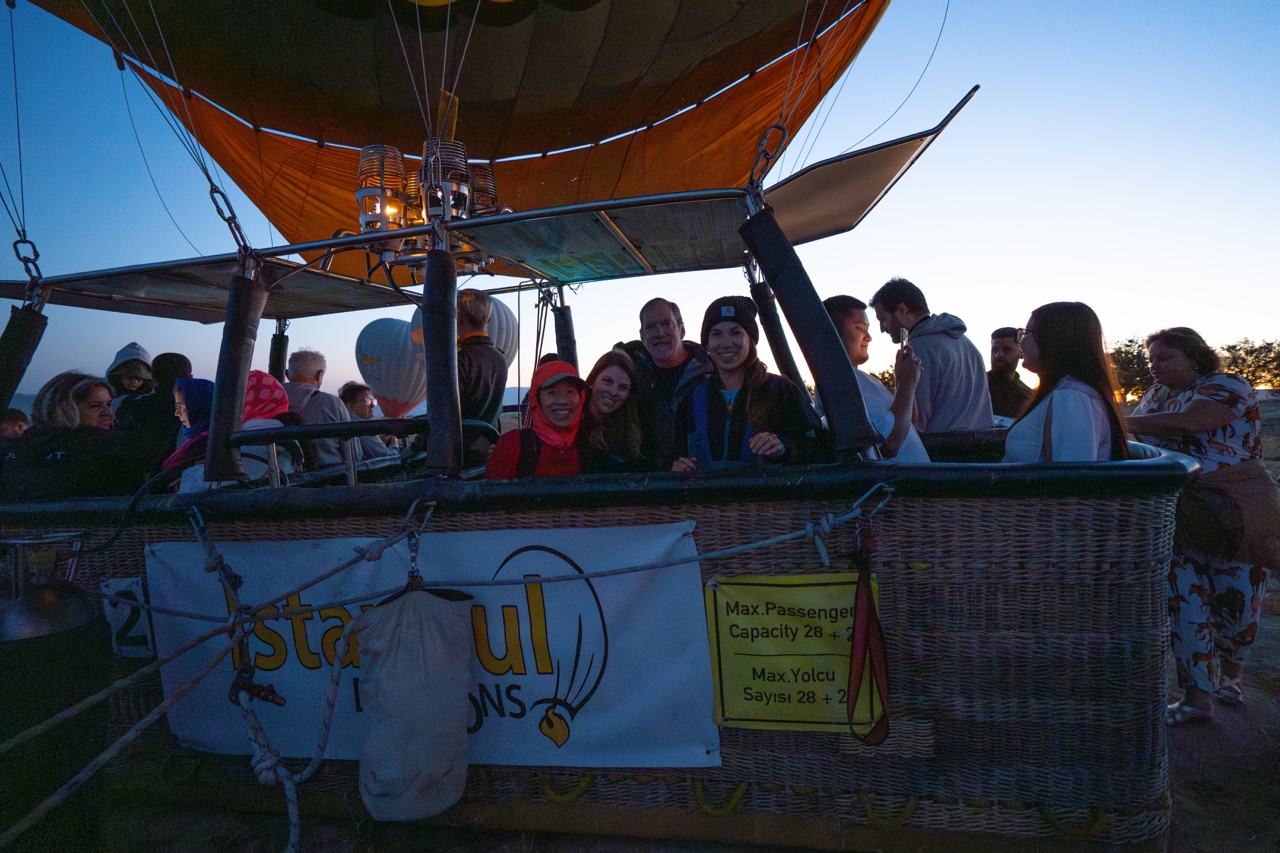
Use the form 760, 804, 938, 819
485, 361, 587, 479
671, 296, 822, 471
163, 371, 295, 491
0, 372, 152, 501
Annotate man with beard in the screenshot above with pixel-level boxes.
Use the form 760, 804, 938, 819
870, 278, 994, 434
616, 298, 712, 470
987, 327, 1034, 420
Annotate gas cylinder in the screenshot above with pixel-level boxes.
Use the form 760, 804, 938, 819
0, 579, 112, 850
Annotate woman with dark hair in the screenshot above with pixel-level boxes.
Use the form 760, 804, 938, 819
1001, 302, 1129, 463
0, 371, 152, 500
579, 350, 648, 473
1129, 327, 1280, 725
671, 296, 821, 471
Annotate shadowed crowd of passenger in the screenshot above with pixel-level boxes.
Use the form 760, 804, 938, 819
2, 277, 1278, 734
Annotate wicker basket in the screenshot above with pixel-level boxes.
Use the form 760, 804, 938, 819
5, 471, 1179, 851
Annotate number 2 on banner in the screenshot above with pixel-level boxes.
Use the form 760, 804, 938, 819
101, 577, 155, 658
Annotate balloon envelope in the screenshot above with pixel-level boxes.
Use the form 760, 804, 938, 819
355, 317, 425, 419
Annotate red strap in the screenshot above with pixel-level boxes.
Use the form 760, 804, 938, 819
847, 550, 890, 745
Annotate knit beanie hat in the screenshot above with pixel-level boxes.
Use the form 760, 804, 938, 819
701, 296, 759, 346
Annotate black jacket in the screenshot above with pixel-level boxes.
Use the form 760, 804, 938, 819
458, 334, 508, 427
617, 340, 713, 471
0, 426, 154, 502
674, 372, 823, 467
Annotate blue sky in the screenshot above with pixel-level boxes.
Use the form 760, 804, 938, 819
2, 0, 1277, 396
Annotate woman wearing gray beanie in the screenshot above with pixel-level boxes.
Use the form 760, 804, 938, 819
671, 296, 824, 471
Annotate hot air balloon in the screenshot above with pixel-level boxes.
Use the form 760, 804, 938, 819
29, 0, 891, 280
409, 296, 518, 372
487, 298, 519, 368
355, 317, 426, 419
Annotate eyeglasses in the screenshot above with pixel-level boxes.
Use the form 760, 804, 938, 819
1016, 328, 1033, 343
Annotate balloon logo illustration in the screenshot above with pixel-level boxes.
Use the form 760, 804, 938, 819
474, 545, 608, 748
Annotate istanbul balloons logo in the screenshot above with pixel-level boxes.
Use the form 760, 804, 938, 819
467, 546, 608, 748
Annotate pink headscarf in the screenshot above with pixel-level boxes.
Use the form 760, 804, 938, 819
243, 370, 290, 422
527, 360, 586, 448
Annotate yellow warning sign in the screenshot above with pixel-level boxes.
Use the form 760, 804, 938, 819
704, 573, 879, 732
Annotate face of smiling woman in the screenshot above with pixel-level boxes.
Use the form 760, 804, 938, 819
538, 379, 582, 428
589, 365, 632, 417
707, 321, 750, 376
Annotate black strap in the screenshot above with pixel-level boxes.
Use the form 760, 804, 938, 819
515, 429, 541, 478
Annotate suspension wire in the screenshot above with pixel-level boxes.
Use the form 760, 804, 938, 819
2, 0, 25, 238
132, 0, 211, 175
795, 33, 858, 171
413, 0, 432, 133
777, 0, 814, 126
439, 0, 451, 108
841, 0, 950, 155
118, 65, 202, 255
87, 0, 206, 177
386, 0, 431, 135
449, 0, 483, 98
774, 0, 838, 178
778, 0, 878, 178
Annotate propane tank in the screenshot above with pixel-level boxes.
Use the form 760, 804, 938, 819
1, 563, 112, 849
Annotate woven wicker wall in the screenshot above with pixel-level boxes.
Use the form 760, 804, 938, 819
5, 488, 1177, 849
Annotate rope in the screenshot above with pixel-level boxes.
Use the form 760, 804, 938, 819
385, 0, 431, 135
0, 630, 241, 851
1, 0, 25, 238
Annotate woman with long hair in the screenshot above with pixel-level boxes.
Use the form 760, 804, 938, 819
0, 371, 152, 500
671, 296, 821, 471
579, 350, 647, 473
1001, 302, 1129, 463
1129, 327, 1280, 725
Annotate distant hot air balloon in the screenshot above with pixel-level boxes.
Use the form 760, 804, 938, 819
411, 298, 519, 368
355, 317, 425, 419
487, 298, 519, 368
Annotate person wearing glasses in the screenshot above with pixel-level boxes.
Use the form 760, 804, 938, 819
615, 297, 713, 470
1128, 327, 1280, 726
1000, 303, 1129, 464
338, 381, 397, 459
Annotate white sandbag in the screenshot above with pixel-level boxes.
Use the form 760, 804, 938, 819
354, 589, 472, 821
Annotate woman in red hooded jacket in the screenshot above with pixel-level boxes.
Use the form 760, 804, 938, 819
485, 361, 587, 479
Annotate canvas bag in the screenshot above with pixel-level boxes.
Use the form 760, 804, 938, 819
353, 588, 473, 820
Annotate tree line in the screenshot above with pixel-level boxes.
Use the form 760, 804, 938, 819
870, 338, 1279, 399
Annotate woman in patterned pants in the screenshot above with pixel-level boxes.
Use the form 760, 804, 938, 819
1129, 327, 1280, 725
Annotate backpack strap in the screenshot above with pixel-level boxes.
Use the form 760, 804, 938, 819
516, 429, 542, 478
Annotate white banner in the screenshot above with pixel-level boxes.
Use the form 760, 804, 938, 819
146, 522, 719, 767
